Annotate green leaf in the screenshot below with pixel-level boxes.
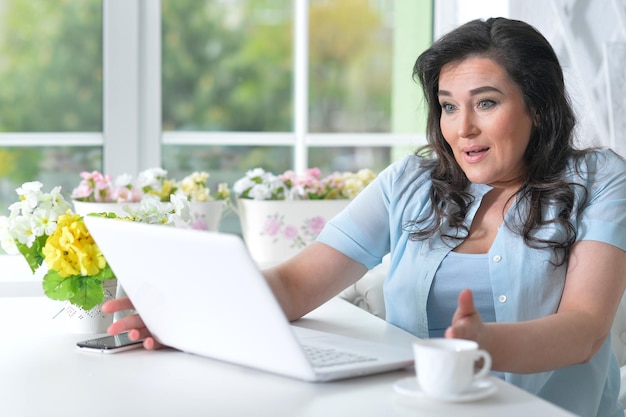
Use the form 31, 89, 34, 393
91, 264, 115, 281
68, 276, 104, 311
42, 270, 75, 302
43, 272, 107, 311
16, 235, 47, 273
86, 212, 118, 219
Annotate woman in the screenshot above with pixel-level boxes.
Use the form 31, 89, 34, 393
104, 17, 626, 416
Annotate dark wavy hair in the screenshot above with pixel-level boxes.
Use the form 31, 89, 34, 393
409, 17, 586, 264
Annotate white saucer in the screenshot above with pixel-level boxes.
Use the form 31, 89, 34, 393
393, 377, 497, 403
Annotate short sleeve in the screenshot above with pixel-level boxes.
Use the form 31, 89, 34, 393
316, 165, 393, 270
576, 149, 626, 251
317, 155, 434, 269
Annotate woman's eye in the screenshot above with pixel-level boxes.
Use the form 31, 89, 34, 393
441, 103, 456, 113
477, 99, 496, 110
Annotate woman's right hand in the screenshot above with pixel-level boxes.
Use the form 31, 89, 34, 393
101, 297, 163, 350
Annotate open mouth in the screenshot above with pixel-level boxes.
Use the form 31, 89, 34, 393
465, 147, 490, 156
462, 146, 490, 163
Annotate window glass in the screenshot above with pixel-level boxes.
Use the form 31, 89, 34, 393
162, 0, 293, 132
309, 147, 391, 174
308, 0, 393, 133
0, 0, 102, 217
0, 1, 102, 132
161, 0, 294, 233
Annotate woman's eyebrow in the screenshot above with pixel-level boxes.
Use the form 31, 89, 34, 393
437, 85, 503, 97
469, 85, 503, 95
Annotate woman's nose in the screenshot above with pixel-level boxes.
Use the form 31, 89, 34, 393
458, 111, 479, 138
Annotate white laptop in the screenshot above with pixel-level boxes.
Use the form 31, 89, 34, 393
84, 216, 415, 382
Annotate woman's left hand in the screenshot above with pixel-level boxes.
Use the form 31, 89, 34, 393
102, 297, 164, 350
445, 289, 487, 345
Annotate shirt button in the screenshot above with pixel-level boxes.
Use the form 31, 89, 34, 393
493, 255, 502, 262
498, 295, 507, 303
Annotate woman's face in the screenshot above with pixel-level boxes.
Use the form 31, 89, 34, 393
438, 57, 533, 190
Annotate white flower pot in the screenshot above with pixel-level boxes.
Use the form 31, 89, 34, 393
188, 201, 224, 231
64, 279, 117, 334
236, 199, 350, 266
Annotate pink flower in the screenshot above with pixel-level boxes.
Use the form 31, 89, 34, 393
279, 170, 297, 186
283, 225, 298, 239
72, 171, 142, 203
263, 217, 282, 236
304, 167, 321, 182
192, 218, 208, 231
307, 216, 326, 235
71, 171, 114, 202
70, 182, 93, 200
113, 187, 141, 203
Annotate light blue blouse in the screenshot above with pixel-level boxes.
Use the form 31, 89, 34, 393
317, 149, 626, 417
427, 252, 495, 338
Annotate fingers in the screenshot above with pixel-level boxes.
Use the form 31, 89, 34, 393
453, 289, 477, 321
101, 296, 135, 314
446, 289, 483, 342
107, 313, 145, 334
103, 297, 162, 350
127, 329, 162, 350
142, 337, 163, 350
107, 318, 163, 350
444, 326, 456, 339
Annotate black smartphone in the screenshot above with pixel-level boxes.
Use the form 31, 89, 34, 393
76, 332, 143, 353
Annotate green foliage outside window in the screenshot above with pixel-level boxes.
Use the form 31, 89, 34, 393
0, 0, 102, 132
162, 0, 293, 132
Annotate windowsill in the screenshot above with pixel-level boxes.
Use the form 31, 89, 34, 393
0, 255, 45, 297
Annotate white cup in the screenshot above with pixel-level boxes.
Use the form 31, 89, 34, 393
413, 338, 492, 398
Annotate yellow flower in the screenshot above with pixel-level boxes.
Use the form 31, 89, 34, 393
216, 182, 231, 200
77, 241, 106, 276
177, 171, 216, 202
339, 169, 376, 199
356, 168, 376, 184
159, 179, 176, 200
43, 213, 106, 278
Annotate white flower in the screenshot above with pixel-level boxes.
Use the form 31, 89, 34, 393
124, 196, 168, 224
0, 216, 18, 255
15, 181, 44, 212
0, 182, 74, 255
248, 184, 273, 200
232, 177, 256, 195
115, 173, 134, 188
122, 194, 191, 227
137, 167, 168, 189
30, 207, 59, 237
43, 186, 72, 214
8, 200, 30, 216
233, 168, 287, 200
246, 167, 266, 178
10, 215, 36, 247
169, 194, 191, 223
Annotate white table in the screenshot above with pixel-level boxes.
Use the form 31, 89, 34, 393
0, 295, 577, 417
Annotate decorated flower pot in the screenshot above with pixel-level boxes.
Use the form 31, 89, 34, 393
236, 199, 350, 267
188, 201, 224, 231
64, 279, 118, 334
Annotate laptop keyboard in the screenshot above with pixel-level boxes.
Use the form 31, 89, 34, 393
302, 344, 377, 368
